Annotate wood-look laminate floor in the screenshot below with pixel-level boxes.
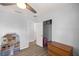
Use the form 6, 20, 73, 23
16, 41, 48, 56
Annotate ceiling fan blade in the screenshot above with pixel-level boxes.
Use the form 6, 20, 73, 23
0, 3, 15, 6
25, 3, 37, 13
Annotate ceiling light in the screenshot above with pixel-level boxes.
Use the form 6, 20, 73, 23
16, 3, 26, 9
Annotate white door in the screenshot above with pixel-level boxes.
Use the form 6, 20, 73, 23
35, 22, 43, 47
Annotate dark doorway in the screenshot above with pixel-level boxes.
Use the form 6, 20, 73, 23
43, 19, 52, 47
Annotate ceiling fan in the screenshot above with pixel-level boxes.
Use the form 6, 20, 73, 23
0, 3, 37, 13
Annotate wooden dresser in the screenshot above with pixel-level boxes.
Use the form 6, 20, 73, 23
48, 41, 73, 56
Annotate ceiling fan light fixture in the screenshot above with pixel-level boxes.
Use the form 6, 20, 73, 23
16, 3, 26, 9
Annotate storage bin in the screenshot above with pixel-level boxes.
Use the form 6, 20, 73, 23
2, 49, 10, 56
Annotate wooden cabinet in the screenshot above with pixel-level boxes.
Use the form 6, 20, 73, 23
48, 41, 73, 56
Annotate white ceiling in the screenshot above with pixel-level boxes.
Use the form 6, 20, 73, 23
0, 3, 75, 22
0, 3, 65, 15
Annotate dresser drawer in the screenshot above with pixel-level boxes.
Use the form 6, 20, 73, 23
48, 50, 60, 56
48, 42, 72, 56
